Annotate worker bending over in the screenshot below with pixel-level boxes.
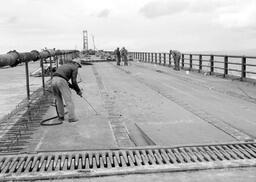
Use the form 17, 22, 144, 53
52, 58, 82, 122
170, 50, 181, 71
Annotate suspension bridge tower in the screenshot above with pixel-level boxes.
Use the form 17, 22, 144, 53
83, 30, 88, 51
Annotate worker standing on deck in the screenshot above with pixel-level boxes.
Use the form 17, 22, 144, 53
52, 58, 82, 122
115, 47, 121, 66
121, 47, 128, 66
170, 50, 181, 71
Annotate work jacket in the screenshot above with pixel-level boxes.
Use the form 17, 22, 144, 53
114, 49, 121, 57
53, 63, 81, 94
172, 50, 181, 59
121, 48, 128, 57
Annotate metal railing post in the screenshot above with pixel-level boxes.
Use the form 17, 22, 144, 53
25, 61, 30, 100
151, 53, 154, 64
163, 53, 166, 66
241, 56, 246, 80
190, 54, 192, 70
155, 53, 157, 64
224, 56, 228, 77
56, 55, 59, 68
40, 58, 45, 92
181, 54, 184, 68
199, 55, 202, 72
210, 55, 214, 75
49, 56, 53, 79
169, 51, 172, 67
159, 53, 161, 65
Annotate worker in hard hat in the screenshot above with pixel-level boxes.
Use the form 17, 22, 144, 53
52, 58, 82, 123
121, 47, 128, 66
170, 50, 181, 71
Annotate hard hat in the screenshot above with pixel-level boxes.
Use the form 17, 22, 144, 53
72, 58, 82, 68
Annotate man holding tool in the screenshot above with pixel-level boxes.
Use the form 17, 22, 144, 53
52, 58, 82, 123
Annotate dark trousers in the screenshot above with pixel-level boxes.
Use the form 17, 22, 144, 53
123, 55, 128, 65
174, 56, 180, 70
116, 56, 121, 65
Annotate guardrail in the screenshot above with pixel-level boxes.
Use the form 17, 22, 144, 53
130, 52, 256, 81
0, 49, 79, 100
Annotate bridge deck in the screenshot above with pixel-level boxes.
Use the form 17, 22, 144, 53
22, 61, 256, 152
1, 61, 256, 181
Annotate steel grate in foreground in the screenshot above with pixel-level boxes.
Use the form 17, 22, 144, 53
0, 142, 256, 180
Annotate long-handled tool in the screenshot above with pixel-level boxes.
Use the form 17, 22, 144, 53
81, 96, 98, 115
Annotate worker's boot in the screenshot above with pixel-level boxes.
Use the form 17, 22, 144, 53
69, 118, 79, 122
58, 116, 64, 121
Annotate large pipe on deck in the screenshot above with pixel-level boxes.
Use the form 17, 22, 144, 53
0, 49, 79, 68
0, 50, 20, 67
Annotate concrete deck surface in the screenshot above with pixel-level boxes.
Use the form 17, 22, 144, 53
48, 167, 256, 182
0, 61, 44, 119
2, 61, 256, 181
23, 61, 256, 152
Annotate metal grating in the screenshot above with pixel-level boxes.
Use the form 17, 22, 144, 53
0, 142, 256, 180
0, 84, 53, 154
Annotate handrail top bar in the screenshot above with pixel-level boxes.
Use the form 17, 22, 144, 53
130, 51, 256, 59
182, 53, 256, 59
0, 49, 79, 68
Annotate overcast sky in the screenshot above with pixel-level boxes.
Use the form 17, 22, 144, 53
0, 0, 256, 53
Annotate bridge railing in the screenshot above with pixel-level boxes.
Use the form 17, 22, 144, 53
0, 49, 79, 100
130, 52, 256, 81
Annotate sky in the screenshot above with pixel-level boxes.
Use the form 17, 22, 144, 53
0, 0, 256, 53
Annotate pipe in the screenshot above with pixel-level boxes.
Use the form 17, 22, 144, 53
0, 49, 79, 68
0, 50, 20, 67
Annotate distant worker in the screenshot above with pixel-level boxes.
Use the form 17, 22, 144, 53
121, 47, 128, 66
114, 47, 121, 66
170, 50, 181, 71
52, 58, 83, 123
